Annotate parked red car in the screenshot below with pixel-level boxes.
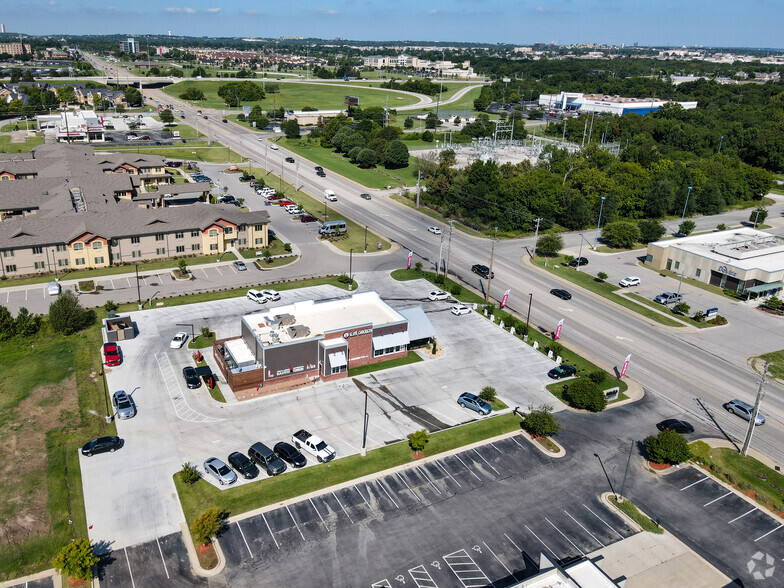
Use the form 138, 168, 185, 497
103, 342, 122, 367
278, 199, 295, 206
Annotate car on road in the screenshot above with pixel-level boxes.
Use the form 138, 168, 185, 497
653, 292, 682, 305
247, 289, 268, 304
273, 441, 307, 468
103, 342, 122, 366
170, 331, 188, 349
427, 226, 442, 235
619, 276, 641, 288
451, 304, 471, 316
203, 115, 208, 119
233, 260, 247, 271
269, 144, 279, 150
428, 290, 450, 301
248, 442, 288, 475
547, 364, 577, 379
204, 457, 237, 486
457, 392, 492, 415
222, 119, 228, 123
227, 451, 259, 480
656, 419, 695, 434
262, 289, 281, 301
300, 214, 318, 223
182, 366, 201, 389
316, 170, 326, 177
112, 390, 136, 419
550, 288, 572, 300
285, 157, 295, 163
81, 436, 121, 457
471, 264, 495, 279
724, 399, 765, 425
360, 193, 371, 200
568, 257, 589, 268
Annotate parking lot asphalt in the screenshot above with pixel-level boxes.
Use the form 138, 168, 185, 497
82, 275, 561, 551
94, 433, 637, 587
629, 464, 784, 586
5, 577, 55, 588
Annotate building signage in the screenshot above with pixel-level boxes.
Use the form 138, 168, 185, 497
717, 265, 737, 277
705, 307, 719, 319
276, 368, 291, 376
342, 328, 371, 338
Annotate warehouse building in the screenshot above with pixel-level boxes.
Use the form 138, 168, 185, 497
538, 91, 698, 115
213, 291, 435, 397
645, 228, 784, 298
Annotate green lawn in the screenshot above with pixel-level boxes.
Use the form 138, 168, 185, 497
637, 262, 741, 302
95, 141, 244, 163
174, 412, 523, 527
0, 253, 236, 289
162, 80, 421, 111
347, 351, 423, 377
756, 350, 784, 381
156, 122, 205, 139
0, 135, 43, 153
389, 193, 486, 238
626, 293, 718, 328
188, 334, 216, 349
533, 256, 684, 328
609, 496, 663, 534
195, 358, 226, 403
390, 269, 486, 304
1, 121, 35, 132
254, 255, 298, 269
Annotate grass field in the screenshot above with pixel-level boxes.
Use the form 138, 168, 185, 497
389, 193, 492, 238
626, 293, 718, 328
162, 80, 422, 111
757, 349, 784, 380
347, 351, 423, 377
95, 141, 244, 163
152, 121, 205, 139
0, 135, 43, 153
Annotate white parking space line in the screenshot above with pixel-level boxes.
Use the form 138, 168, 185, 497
396, 472, 421, 502
680, 477, 709, 491
416, 465, 443, 495
25, 289, 28, 300
368, 419, 401, 440
371, 580, 392, 588
728, 507, 757, 524
110, 279, 115, 290
472, 448, 499, 475
525, 524, 558, 558
308, 498, 328, 528
504, 532, 522, 553
330, 431, 361, 453
545, 517, 585, 556
355, 484, 369, 506
376, 479, 399, 508
124, 547, 137, 588
126, 277, 132, 287
332, 490, 354, 524
436, 460, 461, 487
564, 511, 604, 547
483, 540, 516, 579
582, 504, 624, 539
489, 442, 502, 454
200, 268, 209, 278
408, 564, 439, 587
236, 521, 254, 558
443, 549, 492, 588
285, 505, 306, 541
425, 405, 460, 426
755, 523, 783, 542
352, 424, 380, 446
155, 353, 223, 423
261, 512, 280, 549
703, 491, 732, 507
155, 538, 170, 579
453, 454, 482, 480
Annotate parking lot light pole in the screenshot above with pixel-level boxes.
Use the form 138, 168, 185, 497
680, 186, 692, 230
101, 362, 112, 424
593, 196, 605, 250
364, 226, 368, 253
361, 390, 368, 457
348, 249, 353, 291
594, 453, 618, 500
525, 292, 533, 338
618, 438, 635, 501
135, 264, 142, 310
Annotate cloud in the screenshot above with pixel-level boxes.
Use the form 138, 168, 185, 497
534, 5, 571, 13
427, 8, 438, 14
48, 1, 56, 5
242, 8, 261, 14
165, 6, 196, 13
205, 7, 221, 12
315, 8, 339, 14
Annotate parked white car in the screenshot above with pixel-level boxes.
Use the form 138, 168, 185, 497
170, 332, 189, 349
428, 290, 450, 301
451, 304, 471, 316
619, 276, 641, 287
262, 289, 281, 301
247, 289, 268, 304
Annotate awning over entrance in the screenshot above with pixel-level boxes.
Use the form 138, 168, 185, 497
398, 307, 436, 342
328, 350, 347, 367
372, 330, 410, 349
745, 281, 784, 293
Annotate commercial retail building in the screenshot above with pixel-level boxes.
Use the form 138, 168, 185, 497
538, 91, 697, 115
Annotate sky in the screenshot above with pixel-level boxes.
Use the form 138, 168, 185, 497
4, 0, 783, 49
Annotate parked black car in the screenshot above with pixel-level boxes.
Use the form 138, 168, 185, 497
568, 257, 589, 267
471, 264, 495, 279
182, 366, 201, 389
550, 289, 572, 300
656, 419, 695, 434
248, 442, 287, 476
81, 436, 121, 457
547, 365, 577, 379
228, 451, 260, 479
274, 441, 307, 468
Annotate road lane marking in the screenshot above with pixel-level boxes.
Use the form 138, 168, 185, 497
680, 477, 709, 491
396, 472, 421, 501
261, 513, 280, 549
703, 491, 732, 507
236, 521, 254, 558
755, 523, 783, 542
124, 547, 137, 588
155, 538, 170, 579
564, 510, 604, 547
285, 505, 306, 541
728, 507, 757, 524
331, 490, 354, 524
545, 517, 585, 556
472, 448, 499, 475
525, 524, 558, 558
582, 504, 624, 539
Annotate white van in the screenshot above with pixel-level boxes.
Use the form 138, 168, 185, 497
324, 189, 337, 202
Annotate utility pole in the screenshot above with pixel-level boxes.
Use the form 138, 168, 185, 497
532, 217, 543, 259
444, 221, 454, 279
437, 231, 444, 276
741, 363, 769, 457
416, 170, 421, 208
485, 227, 498, 302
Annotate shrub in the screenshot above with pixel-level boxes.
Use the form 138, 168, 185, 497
547, 341, 563, 357
337, 273, 351, 284
638, 219, 666, 243
408, 429, 429, 452
49, 290, 90, 335
536, 233, 563, 257
765, 296, 783, 310
191, 508, 227, 545
562, 378, 607, 412
14, 307, 41, 337
644, 430, 692, 464
177, 259, 188, 273
0, 305, 14, 340
716, 223, 727, 231
283, 243, 292, 253
725, 472, 738, 486
521, 406, 561, 437
200, 326, 214, 339
433, 274, 446, 285
596, 272, 608, 282
422, 130, 434, 142
51, 539, 99, 582
692, 310, 706, 322
479, 386, 497, 402
587, 370, 606, 385
749, 207, 768, 225
673, 302, 690, 315
679, 220, 696, 236
450, 283, 463, 296
708, 315, 728, 325
414, 261, 423, 271
104, 299, 119, 313
179, 462, 201, 485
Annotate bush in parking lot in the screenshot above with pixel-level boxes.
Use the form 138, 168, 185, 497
414, 261, 423, 271
596, 272, 608, 282
521, 405, 561, 438
587, 370, 606, 385
200, 326, 214, 339
547, 341, 563, 358
433, 274, 446, 285
337, 273, 351, 284
52, 539, 99, 582
103, 299, 119, 313
284, 243, 292, 253
679, 220, 696, 236
673, 302, 690, 315
408, 429, 430, 453
479, 386, 496, 402
450, 283, 463, 296
562, 378, 607, 412
191, 508, 227, 546
645, 430, 692, 465
179, 462, 201, 486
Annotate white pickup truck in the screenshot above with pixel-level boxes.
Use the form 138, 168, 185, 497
291, 429, 336, 463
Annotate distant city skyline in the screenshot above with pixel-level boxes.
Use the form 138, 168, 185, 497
2, 0, 782, 50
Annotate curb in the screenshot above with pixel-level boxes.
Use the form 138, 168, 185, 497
180, 521, 226, 578
0, 569, 60, 588
519, 430, 566, 458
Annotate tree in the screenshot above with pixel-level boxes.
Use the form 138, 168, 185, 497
0, 305, 14, 340
52, 539, 99, 582
356, 148, 377, 169
425, 112, 439, 129
408, 429, 430, 453
749, 207, 768, 226
10, 68, 21, 83
56, 86, 76, 104
645, 430, 692, 465
422, 130, 434, 142
404, 117, 414, 129
439, 149, 456, 167
562, 378, 607, 412
159, 109, 175, 124
521, 406, 561, 437
673, 302, 690, 315
49, 290, 89, 335
383, 140, 409, 169
679, 220, 696, 236
191, 66, 208, 77
596, 272, 608, 282
179, 87, 205, 101
638, 219, 666, 243
191, 508, 226, 545
281, 119, 301, 139
601, 221, 641, 249
479, 386, 497, 402
536, 233, 563, 257
124, 86, 142, 107
179, 462, 201, 485
14, 307, 40, 337
217, 80, 264, 104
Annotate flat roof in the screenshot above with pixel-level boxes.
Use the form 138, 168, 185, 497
245, 291, 406, 347
225, 338, 256, 366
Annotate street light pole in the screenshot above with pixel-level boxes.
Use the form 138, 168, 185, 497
361, 390, 368, 457
525, 292, 532, 338
135, 264, 142, 310
364, 226, 368, 253
680, 186, 693, 230
444, 221, 454, 279
485, 227, 498, 302
348, 249, 353, 291
593, 196, 606, 250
